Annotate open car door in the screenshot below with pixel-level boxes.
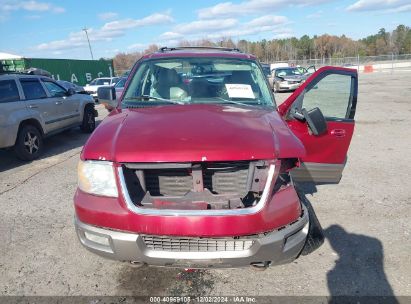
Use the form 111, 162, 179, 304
278, 66, 358, 184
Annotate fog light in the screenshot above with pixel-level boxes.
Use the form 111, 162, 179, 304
84, 231, 110, 246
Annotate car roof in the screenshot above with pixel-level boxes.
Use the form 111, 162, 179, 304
0, 73, 52, 80
274, 67, 296, 70
141, 47, 256, 61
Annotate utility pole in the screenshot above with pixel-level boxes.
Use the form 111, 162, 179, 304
82, 27, 94, 60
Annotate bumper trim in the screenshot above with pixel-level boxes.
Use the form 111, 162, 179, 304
75, 204, 309, 268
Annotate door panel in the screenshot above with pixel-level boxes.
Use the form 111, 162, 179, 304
279, 66, 358, 184
60, 95, 81, 125
286, 120, 355, 164
20, 78, 61, 132
42, 80, 80, 127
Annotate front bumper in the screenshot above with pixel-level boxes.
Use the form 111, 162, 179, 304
277, 82, 301, 91
86, 92, 98, 101
75, 204, 309, 268
0, 123, 18, 149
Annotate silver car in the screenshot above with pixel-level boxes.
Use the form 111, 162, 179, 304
270, 67, 308, 92
0, 74, 97, 160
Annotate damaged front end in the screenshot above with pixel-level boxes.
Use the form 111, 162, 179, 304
119, 160, 279, 212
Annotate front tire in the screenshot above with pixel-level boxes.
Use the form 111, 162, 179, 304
81, 105, 96, 133
14, 125, 43, 161
298, 191, 325, 256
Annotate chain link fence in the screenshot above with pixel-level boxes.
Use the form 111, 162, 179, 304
267, 54, 411, 72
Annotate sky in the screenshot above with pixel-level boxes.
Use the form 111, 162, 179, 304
0, 0, 410, 59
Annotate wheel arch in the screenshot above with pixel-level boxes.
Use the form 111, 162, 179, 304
17, 118, 45, 138
81, 101, 95, 120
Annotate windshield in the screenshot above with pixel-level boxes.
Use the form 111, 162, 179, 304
90, 78, 110, 85
115, 77, 127, 88
275, 68, 302, 77
122, 57, 274, 107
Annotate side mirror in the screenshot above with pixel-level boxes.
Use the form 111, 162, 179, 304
97, 86, 117, 109
66, 88, 75, 96
301, 107, 327, 136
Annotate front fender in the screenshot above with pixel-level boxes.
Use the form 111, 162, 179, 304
78, 95, 95, 121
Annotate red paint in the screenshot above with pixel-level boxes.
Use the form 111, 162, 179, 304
279, 66, 357, 165
74, 185, 301, 237
81, 104, 305, 163
75, 52, 358, 239
286, 120, 354, 163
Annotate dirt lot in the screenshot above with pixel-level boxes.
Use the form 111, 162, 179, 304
0, 71, 410, 299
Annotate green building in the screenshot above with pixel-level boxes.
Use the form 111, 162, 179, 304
0, 55, 114, 86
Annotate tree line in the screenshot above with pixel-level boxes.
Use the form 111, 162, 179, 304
113, 25, 411, 74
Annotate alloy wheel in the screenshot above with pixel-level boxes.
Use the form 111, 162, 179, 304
23, 131, 39, 154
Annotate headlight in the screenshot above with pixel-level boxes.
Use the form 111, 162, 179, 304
78, 160, 118, 197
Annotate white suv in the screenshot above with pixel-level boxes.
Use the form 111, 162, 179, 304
84, 77, 119, 102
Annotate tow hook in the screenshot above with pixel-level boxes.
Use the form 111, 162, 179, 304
250, 261, 270, 271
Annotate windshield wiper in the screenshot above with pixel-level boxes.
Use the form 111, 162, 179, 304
124, 95, 185, 105
216, 97, 259, 107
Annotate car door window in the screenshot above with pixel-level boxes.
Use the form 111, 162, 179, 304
20, 79, 47, 100
42, 80, 67, 97
301, 73, 353, 119
0, 80, 20, 103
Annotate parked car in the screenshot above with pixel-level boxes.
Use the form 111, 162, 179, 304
261, 63, 271, 78
0, 74, 97, 160
74, 46, 358, 269
270, 67, 308, 92
57, 80, 86, 94
99, 77, 128, 112
85, 77, 119, 102
114, 77, 127, 100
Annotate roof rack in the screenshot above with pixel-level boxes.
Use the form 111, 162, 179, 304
158, 46, 242, 53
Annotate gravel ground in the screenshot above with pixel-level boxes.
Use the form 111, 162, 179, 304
0, 71, 410, 299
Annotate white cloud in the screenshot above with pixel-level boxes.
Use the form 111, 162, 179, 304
98, 12, 118, 21
102, 13, 173, 31
33, 12, 174, 51
306, 10, 323, 18
347, 0, 411, 12
127, 43, 147, 50
25, 14, 41, 19
246, 15, 288, 27
158, 15, 290, 44
197, 0, 330, 19
0, 0, 65, 13
173, 18, 238, 35
159, 31, 184, 40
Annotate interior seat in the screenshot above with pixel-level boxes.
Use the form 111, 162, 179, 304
152, 68, 188, 100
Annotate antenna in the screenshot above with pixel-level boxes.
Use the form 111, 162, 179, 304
82, 27, 94, 60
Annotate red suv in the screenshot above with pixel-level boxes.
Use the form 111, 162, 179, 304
74, 47, 358, 269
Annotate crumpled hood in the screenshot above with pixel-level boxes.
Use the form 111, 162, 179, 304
82, 104, 305, 163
